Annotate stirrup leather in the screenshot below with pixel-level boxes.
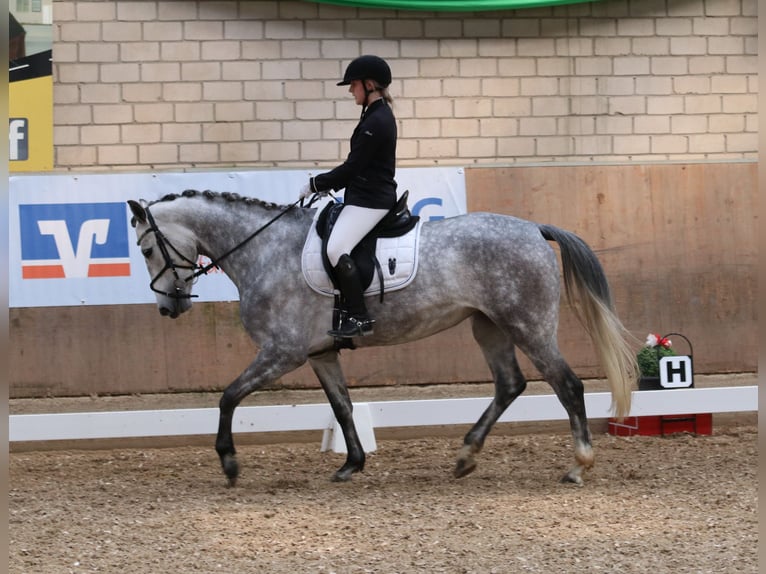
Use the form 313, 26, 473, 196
328, 316, 375, 338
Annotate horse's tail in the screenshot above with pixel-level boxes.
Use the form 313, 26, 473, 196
539, 224, 638, 419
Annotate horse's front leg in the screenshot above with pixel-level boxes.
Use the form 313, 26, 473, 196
215, 400, 240, 486
308, 350, 366, 482
215, 350, 304, 487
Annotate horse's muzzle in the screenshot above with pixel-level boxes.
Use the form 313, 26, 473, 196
159, 306, 179, 319
158, 297, 191, 318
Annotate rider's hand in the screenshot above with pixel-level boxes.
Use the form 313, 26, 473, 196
299, 183, 312, 200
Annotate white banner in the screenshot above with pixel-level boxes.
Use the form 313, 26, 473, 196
9, 167, 466, 308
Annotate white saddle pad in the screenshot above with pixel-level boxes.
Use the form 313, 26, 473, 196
301, 216, 422, 297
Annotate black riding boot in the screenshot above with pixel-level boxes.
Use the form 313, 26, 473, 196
328, 254, 375, 338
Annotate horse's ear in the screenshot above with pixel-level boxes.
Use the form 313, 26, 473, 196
128, 200, 147, 226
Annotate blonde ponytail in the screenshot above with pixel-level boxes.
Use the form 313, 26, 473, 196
378, 85, 393, 107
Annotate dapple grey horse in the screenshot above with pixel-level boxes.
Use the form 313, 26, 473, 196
128, 190, 637, 487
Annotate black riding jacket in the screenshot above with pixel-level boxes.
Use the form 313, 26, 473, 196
310, 99, 397, 210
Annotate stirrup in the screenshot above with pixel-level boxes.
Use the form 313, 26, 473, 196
328, 316, 375, 338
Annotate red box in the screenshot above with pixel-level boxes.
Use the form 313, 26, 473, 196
608, 413, 712, 436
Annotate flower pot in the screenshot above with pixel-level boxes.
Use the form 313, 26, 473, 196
638, 376, 662, 391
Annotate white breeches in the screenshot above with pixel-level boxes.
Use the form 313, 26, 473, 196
326, 204, 389, 267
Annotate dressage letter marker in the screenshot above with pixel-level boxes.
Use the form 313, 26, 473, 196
660, 356, 693, 388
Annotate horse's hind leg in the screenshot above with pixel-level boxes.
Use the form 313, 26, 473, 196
552, 367, 594, 485
455, 313, 528, 479
308, 350, 366, 482
526, 347, 594, 485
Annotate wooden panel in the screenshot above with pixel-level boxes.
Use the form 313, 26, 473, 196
10, 162, 756, 398
9, 304, 491, 398
10, 304, 256, 398
466, 162, 757, 375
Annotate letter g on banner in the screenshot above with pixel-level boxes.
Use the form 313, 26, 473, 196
412, 197, 444, 221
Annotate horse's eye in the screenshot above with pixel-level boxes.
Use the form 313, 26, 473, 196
142, 247, 153, 258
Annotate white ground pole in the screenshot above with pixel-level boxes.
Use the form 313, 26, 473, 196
10, 386, 757, 453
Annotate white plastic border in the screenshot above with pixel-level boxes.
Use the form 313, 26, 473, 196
10, 386, 757, 453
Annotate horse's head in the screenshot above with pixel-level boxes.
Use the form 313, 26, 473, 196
128, 199, 198, 318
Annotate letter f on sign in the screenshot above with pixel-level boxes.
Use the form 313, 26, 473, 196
9, 118, 27, 161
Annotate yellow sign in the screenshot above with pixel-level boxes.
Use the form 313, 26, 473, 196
10, 50, 53, 172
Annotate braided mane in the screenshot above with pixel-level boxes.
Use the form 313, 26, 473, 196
148, 189, 286, 211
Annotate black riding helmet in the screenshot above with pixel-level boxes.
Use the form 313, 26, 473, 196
337, 55, 392, 87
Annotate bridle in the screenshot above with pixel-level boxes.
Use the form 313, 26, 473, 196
136, 194, 321, 300
137, 207, 201, 300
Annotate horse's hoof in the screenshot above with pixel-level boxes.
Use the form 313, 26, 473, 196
331, 471, 352, 482
453, 458, 477, 479
560, 472, 584, 486
331, 463, 361, 482
227, 476, 237, 488
221, 454, 239, 483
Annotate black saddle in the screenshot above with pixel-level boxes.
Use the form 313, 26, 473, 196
315, 190, 420, 300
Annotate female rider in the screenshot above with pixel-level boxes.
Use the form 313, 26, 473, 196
300, 55, 398, 338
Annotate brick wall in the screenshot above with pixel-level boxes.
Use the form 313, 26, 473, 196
52, 0, 758, 171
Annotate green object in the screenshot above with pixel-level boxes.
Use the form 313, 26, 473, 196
636, 345, 676, 377
305, 0, 598, 12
